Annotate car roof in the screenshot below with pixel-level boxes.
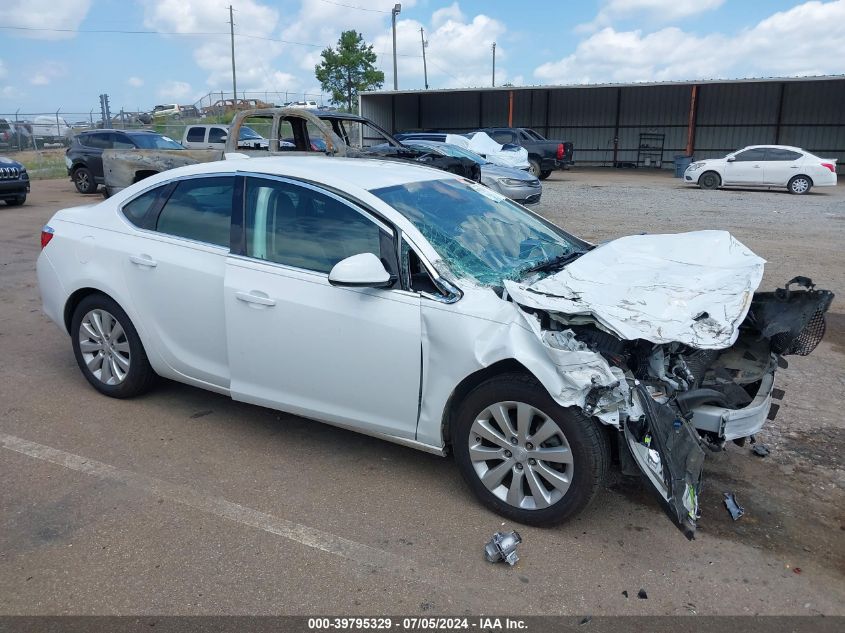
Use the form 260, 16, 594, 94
151, 156, 455, 192
741, 145, 805, 152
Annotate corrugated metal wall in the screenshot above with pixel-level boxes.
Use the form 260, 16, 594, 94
361, 78, 845, 169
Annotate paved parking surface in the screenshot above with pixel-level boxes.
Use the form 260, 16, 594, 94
1, 173, 843, 615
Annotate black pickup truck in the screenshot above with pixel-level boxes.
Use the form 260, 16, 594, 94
478, 128, 573, 179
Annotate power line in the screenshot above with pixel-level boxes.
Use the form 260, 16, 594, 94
317, 0, 389, 12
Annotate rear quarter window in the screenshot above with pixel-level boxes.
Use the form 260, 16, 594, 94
185, 127, 205, 143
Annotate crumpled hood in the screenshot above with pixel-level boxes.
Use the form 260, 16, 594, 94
504, 230, 766, 349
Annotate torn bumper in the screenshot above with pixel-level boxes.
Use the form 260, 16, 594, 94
690, 370, 775, 442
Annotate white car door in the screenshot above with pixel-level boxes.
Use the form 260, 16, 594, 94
723, 148, 767, 184
224, 176, 422, 439
121, 175, 234, 389
761, 148, 804, 185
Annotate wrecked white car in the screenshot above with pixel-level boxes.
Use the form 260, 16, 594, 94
36, 158, 833, 538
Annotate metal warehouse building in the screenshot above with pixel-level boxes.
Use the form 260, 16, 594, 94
360, 76, 845, 170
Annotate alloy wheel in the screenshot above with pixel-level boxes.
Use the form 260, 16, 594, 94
78, 309, 131, 385
791, 177, 809, 194
469, 401, 574, 510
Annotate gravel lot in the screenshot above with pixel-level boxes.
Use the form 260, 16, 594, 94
0, 170, 843, 616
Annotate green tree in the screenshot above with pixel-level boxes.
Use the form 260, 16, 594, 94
315, 30, 384, 112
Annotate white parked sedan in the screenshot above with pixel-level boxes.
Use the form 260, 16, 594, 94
684, 145, 837, 194
37, 157, 832, 536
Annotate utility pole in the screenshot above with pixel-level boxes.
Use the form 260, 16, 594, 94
229, 5, 237, 102
491, 42, 496, 87
420, 27, 429, 90
391, 4, 402, 90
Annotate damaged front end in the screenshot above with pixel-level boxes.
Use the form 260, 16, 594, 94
503, 234, 834, 539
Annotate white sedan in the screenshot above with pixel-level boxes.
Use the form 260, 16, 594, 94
684, 145, 837, 194
37, 157, 832, 536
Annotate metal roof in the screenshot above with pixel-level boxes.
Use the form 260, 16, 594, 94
361, 75, 845, 97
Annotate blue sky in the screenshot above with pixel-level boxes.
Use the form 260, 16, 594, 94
1, 0, 843, 115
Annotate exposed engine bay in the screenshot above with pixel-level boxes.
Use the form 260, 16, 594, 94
511, 271, 834, 539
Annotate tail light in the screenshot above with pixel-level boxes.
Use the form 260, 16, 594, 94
821, 162, 835, 173
40, 225, 54, 249
556, 143, 564, 160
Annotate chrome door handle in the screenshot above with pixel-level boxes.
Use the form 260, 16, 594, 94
753, 165, 761, 168
129, 254, 157, 267
235, 291, 276, 307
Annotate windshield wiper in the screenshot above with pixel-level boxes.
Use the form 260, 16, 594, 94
520, 251, 583, 277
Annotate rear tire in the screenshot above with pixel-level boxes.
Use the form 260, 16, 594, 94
698, 171, 721, 190
787, 175, 812, 195
527, 159, 542, 178
539, 169, 552, 180
73, 166, 98, 194
451, 372, 609, 526
70, 293, 156, 398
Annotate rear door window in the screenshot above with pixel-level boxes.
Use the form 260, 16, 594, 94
110, 133, 135, 149
765, 148, 802, 161
154, 176, 235, 248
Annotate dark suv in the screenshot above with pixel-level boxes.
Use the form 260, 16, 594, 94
0, 156, 29, 206
66, 129, 184, 194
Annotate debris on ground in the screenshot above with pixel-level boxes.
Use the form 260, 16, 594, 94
483, 531, 522, 566
723, 492, 745, 520
637, 589, 648, 600
793, 567, 802, 574
752, 444, 770, 457
621, 590, 629, 598
579, 616, 592, 625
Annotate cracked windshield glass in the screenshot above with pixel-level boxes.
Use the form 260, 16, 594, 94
371, 178, 584, 285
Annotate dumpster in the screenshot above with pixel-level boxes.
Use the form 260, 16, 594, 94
674, 155, 693, 178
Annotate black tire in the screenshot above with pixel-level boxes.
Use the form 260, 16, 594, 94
527, 159, 542, 178
70, 293, 157, 398
698, 171, 721, 190
539, 169, 553, 180
787, 175, 812, 195
5, 194, 26, 206
451, 372, 610, 526
73, 166, 98, 194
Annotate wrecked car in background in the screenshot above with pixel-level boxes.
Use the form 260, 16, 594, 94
40, 159, 833, 539
101, 108, 480, 196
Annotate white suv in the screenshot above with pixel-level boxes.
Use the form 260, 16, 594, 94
684, 145, 837, 194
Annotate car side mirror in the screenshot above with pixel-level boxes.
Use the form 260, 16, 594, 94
328, 253, 392, 288
726, 156, 736, 162
219, 135, 228, 142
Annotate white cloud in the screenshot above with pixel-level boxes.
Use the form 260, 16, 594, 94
373, 9, 507, 89
156, 80, 194, 102
0, 85, 25, 101
536, 0, 845, 84
127, 77, 145, 88
26, 61, 68, 87
0, 60, 7, 80
580, 0, 725, 31
141, 0, 300, 97
431, 2, 465, 28
0, 0, 93, 40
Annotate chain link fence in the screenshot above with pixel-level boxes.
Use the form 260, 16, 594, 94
0, 91, 328, 155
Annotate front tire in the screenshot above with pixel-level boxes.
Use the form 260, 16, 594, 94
451, 373, 609, 526
70, 293, 156, 398
5, 194, 26, 206
698, 171, 721, 190
788, 175, 812, 195
73, 166, 98, 194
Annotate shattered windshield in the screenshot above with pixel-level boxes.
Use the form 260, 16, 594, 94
371, 178, 585, 285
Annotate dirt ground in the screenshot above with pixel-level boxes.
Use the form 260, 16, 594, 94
0, 172, 843, 616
